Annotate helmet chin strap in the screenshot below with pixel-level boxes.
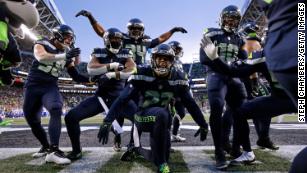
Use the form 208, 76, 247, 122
223, 26, 235, 33
154, 67, 169, 77
109, 47, 119, 54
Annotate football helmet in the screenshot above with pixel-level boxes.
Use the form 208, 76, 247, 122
151, 44, 175, 77
127, 18, 144, 40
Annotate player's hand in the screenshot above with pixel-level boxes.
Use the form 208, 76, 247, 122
200, 36, 219, 60
194, 125, 208, 141
97, 121, 112, 145
109, 62, 124, 71
75, 10, 92, 18
66, 48, 80, 60
170, 27, 188, 34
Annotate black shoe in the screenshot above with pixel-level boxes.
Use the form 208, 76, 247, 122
223, 142, 232, 154
67, 151, 82, 161
32, 146, 50, 158
257, 138, 279, 150
230, 149, 242, 159
215, 152, 228, 170
120, 147, 136, 161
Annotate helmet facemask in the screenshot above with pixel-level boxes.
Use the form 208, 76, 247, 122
104, 32, 123, 54
127, 18, 145, 40
151, 44, 175, 77
221, 15, 240, 32
128, 25, 144, 40
152, 55, 174, 77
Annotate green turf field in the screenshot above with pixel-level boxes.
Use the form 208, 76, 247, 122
3, 113, 299, 126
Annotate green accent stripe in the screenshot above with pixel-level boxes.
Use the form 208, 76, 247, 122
0, 21, 9, 51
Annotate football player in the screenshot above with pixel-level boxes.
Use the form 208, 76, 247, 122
64, 28, 137, 161
199, 5, 248, 169
97, 44, 208, 173
23, 24, 88, 165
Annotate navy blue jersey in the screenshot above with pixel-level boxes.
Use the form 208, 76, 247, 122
92, 48, 132, 98
256, 0, 302, 32
256, 0, 302, 71
26, 38, 64, 86
123, 33, 160, 65
128, 67, 189, 109
200, 28, 247, 72
104, 67, 207, 128
212, 50, 289, 98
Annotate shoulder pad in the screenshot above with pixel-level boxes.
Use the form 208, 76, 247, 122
34, 38, 56, 50
203, 28, 224, 38
117, 48, 133, 59
123, 33, 130, 39
91, 48, 107, 58
128, 67, 155, 82
142, 35, 151, 39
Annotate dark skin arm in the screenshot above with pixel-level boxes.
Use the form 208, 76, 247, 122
157, 27, 188, 43
75, 10, 105, 37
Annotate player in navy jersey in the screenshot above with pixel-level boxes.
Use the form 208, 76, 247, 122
75, 10, 187, 150
75, 10, 187, 65
168, 41, 188, 142
97, 44, 208, 173
0, 0, 38, 85
256, 0, 303, 108
199, 5, 248, 169
64, 28, 137, 161
23, 24, 89, 165
255, 1, 306, 172
201, 36, 297, 165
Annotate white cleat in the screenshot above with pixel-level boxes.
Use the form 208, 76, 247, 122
45, 150, 71, 165
230, 151, 255, 166
171, 134, 186, 142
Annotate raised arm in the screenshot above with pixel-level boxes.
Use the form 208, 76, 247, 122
75, 10, 105, 38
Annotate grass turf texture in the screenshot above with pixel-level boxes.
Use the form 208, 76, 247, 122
5, 113, 297, 126
98, 150, 189, 173
0, 153, 65, 173
204, 149, 291, 172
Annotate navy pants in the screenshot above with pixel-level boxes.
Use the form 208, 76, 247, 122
274, 69, 298, 108
233, 94, 297, 152
134, 107, 172, 166
65, 95, 136, 153
23, 84, 63, 148
207, 72, 247, 155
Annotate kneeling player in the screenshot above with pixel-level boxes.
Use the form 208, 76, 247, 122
97, 44, 208, 173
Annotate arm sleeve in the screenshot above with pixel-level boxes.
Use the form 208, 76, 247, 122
0, 21, 9, 51
67, 66, 90, 83
212, 58, 264, 77
178, 86, 207, 128
146, 38, 160, 48
104, 83, 138, 123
